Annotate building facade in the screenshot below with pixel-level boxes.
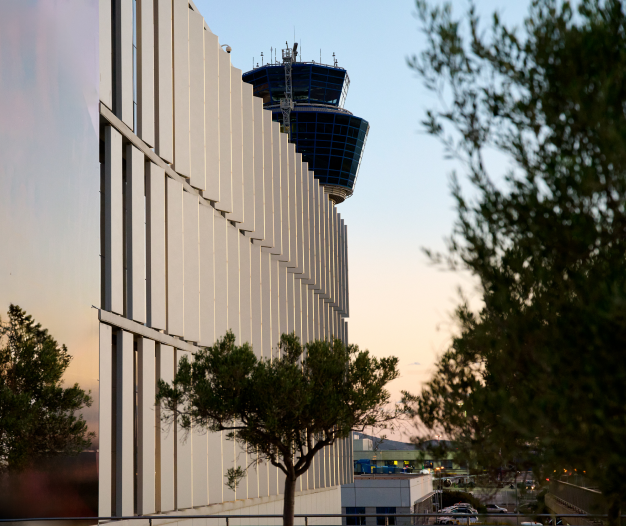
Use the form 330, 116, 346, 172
341, 475, 434, 526
97, 0, 352, 523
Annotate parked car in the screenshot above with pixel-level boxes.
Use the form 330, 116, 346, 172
485, 504, 508, 514
435, 515, 478, 525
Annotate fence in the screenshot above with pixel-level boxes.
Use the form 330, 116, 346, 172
1, 512, 623, 526
549, 481, 606, 515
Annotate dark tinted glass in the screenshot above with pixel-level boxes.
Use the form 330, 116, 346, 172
376, 507, 397, 526
347, 507, 367, 526
267, 110, 369, 192
242, 63, 347, 106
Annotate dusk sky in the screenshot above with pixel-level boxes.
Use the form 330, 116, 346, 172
0, 0, 533, 442
195, 0, 531, 439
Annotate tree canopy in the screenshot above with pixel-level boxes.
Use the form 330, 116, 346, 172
405, 0, 626, 519
157, 331, 401, 526
0, 304, 94, 472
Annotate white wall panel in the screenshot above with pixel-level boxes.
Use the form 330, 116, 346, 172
204, 31, 220, 201
126, 145, 146, 323
337, 217, 343, 314
199, 203, 215, 346
308, 287, 315, 342
155, 0, 173, 163
278, 135, 290, 263
270, 256, 280, 358
269, 454, 278, 496
114, 0, 133, 128
223, 434, 236, 502
146, 162, 167, 330
214, 210, 228, 339
99, 0, 112, 109
318, 187, 327, 298
208, 431, 223, 504
341, 219, 347, 315
241, 83, 255, 232
156, 344, 175, 512
193, 395, 209, 508
279, 262, 288, 338
240, 235, 252, 345
301, 165, 311, 281
137, 0, 155, 146
167, 177, 184, 336
235, 437, 248, 501
189, 9, 206, 190
115, 329, 134, 516
286, 146, 298, 269
318, 440, 326, 488
312, 179, 322, 291
287, 271, 295, 334
251, 97, 265, 240
270, 123, 282, 255
173, 0, 190, 177
258, 456, 269, 498
98, 323, 112, 516
294, 277, 301, 339
227, 223, 241, 341
216, 49, 232, 212
300, 281, 308, 343
228, 67, 244, 223
250, 241, 263, 354
248, 451, 259, 500
176, 350, 193, 509
260, 112, 274, 248
260, 248, 273, 356
345, 224, 350, 318
329, 208, 336, 306
137, 337, 156, 515
104, 126, 123, 314
183, 191, 200, 342
318, 296, 325, 339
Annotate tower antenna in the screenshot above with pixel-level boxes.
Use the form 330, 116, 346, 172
280, 41, 295, 141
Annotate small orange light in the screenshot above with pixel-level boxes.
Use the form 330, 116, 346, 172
546, 478, 549, 481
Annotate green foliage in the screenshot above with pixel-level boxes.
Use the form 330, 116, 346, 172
157, 331, 401, 526
0, 305, 94, 471
405, 0, 626, 517
225, 466, 246, 493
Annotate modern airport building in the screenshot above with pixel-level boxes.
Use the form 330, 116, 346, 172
0, 0, 366, 522
96, 0, 358, 522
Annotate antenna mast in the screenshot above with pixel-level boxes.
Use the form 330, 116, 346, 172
280, 41, 298, 141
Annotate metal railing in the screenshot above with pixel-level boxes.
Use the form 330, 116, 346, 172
1, 512, 624, 525
549, 480, 607, 515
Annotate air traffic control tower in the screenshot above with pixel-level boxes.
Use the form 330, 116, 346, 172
243, 43, 369, 203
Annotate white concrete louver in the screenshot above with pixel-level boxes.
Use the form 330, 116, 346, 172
98, 0, 352, 517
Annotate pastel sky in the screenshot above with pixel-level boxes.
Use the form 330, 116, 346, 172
0, 0, 101, 430
194, 0, 531, 439
0, 0, 533, 443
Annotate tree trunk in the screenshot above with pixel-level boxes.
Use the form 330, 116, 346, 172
283, 473, 298, 526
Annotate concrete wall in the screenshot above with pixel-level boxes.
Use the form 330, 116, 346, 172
98, 0, 350, 520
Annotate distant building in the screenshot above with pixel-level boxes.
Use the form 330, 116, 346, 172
341, 474, 435, 525
353, 435, 469, 477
